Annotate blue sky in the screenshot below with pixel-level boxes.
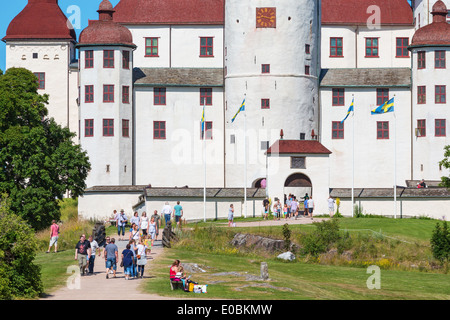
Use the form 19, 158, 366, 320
0, 0, 120, 71
0, 0, 413, 72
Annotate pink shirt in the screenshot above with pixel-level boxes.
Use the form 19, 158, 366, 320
51, 224, 59, 237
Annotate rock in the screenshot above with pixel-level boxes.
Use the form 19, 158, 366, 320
260, 262, 269, 280
277, 251, 295, 261
230, 233, 285, 253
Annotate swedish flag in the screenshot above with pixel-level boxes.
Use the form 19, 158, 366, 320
341, 98, 354, 124
371, 97, 394, 115
231, 98, 245, 123
201, 104, 205, 134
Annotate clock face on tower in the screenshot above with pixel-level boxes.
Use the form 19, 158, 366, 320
256, 7, 276, 28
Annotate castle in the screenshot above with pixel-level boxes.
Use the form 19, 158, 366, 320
3, 0, 450, 221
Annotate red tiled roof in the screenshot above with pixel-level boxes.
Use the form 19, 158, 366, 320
411, 1, 450, 47
321, 0, 413, 26
78, 0, 134, 47
3, 0, 76, 41
113, 0, 224, 25
266, 140, 332, 155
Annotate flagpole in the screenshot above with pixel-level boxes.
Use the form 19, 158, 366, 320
393, 96, 397, 219
203, 101, 206, 222
352, 94, 355, 217
244, 95, 247, 219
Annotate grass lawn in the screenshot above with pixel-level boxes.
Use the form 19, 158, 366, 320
143, 248, 450, 300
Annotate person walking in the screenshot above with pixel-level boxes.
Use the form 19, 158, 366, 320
327, 195, 335, 217
307, 196, 315, 220
303, 197, 308, 218
88, 235, 99, 274
174, 201, 183, 227
116, 209, 128, 241
136, 238, 148, 278
228, 204, 234, 227
148, 216, 157, 246
129, 223, 140, 243
262, 198, 269, 220
46, 220, 60, 253
121, 244, 134, 280
104, 238, 118, 279
140, 211, 149, 236
75, 234, 91, 276
130, 212, 140, 233
151, 210, 161, 240
290, 197, 299, 220
161, 202, 173, 226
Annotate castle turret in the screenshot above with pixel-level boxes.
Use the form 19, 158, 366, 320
224, 0, 321, 187
77, 0, 136, 187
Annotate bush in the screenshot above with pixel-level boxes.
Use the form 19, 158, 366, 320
430, 221, 450, 263
300, 218, 340, 257
0, 195, 43, 299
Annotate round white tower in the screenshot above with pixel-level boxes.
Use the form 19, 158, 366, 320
224, 0, 321, 187
410, 0, 450, 181
77, 0, 136, 187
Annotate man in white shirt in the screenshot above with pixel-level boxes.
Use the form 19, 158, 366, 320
161, 202, 173, 225
307, 197, 314, 220
327, 196, 335, 217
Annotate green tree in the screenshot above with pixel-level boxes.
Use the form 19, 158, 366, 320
430, 221, 450, 263
439, 145, 450, 188
0, 195, 43, 299
0, 68, 91, 230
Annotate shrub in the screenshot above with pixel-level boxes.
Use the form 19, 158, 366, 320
430, 221, 450, 263
300, 218, 340, 257
282, 223, 291, 251
0, 195, 43, 299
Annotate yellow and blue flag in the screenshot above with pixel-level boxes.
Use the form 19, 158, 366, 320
371, 97, 394, 115
231, 98, 245, 123
201, 103, 205, 134
341, 98, 354, 124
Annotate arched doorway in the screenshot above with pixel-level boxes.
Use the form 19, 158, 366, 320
284, 173, 312, 202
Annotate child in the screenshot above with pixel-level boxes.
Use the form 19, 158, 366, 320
283, 204, 288, 220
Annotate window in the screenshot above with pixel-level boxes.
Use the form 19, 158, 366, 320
261, 64, 270, 73
376, 88, 389, 105
377, 121, 389, 139
435, 50, 446, 69
103, 50, 114, 68
154, 88, 166, 105
365, 38, 379, 57
33, 73, 45, 89
332, 121, 344, 139
200, 121, 213, 140
417, 119, 426, 137
305, 44, 310, 54
85, 50, 94, 68
85, 85, 94, 103
418, 51, 426, 69
200, 37, 213, 57
103, 119, 114, 137
122, 50, 130, 69
145, 38, 158, 57
261, 99, 270, 109
417, 86, 426, 104
330, 37, 343, 57
122, 86, 130, 104
305, 65, 310, 75
122, 119, 130, 137
261, 141, 269, 150
291, 157, 306, 169
153, 121, 166, 139
230, 134, 236, 144
332, 88, 345, 106
200, 88, 212, 105
103, 85, 114, 103
33, 53, 38, 59
85, 119, 94, 137
435, 85, 446, 104
396, 38, 409, 57
435, 119, 446, 137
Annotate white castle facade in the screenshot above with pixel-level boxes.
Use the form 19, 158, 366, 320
3, 0, 450, 221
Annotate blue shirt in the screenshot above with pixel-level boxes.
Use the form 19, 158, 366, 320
174, 205, 183, 216
122, 249, 134, 267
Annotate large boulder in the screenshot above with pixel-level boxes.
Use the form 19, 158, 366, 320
231, 233, 285, 253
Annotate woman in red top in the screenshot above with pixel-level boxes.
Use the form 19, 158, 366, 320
170, 260, 181, 281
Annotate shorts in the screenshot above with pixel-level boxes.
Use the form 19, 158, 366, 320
308, 208, 314, 214
106, 257, 117, 270
124, 266, 133, 275
175, 215, 181, 223
49, 236, 58, 247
